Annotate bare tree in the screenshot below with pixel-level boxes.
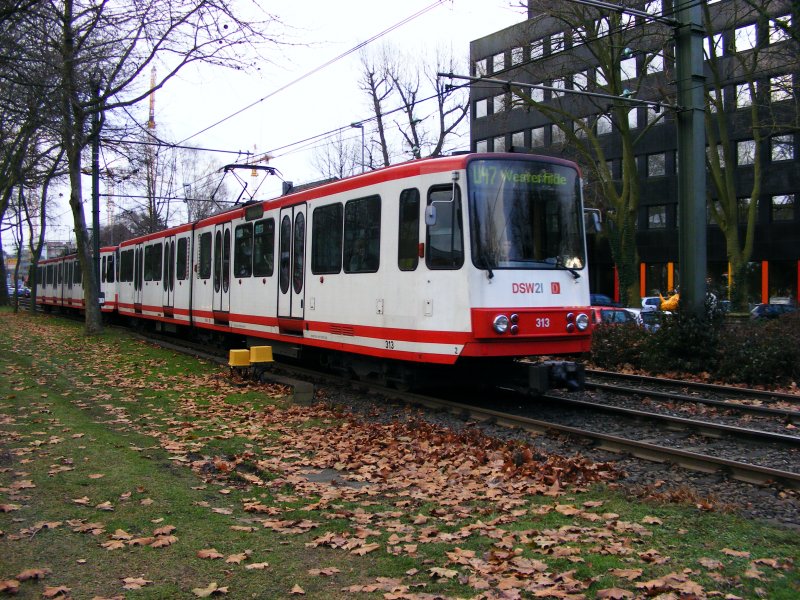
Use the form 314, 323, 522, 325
179, 149, 234, 223
703, 0, 798, 309
504, 1, 672, 305
359, 47, 394, 168
356, 44, 471, 167
312, 130, 360, 180
8, 0, 285, 334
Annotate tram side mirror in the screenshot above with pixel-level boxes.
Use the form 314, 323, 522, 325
584, 209, 602, 234
425, 204, 437, 226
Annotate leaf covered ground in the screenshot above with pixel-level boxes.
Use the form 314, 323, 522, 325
0, 310, 798, 599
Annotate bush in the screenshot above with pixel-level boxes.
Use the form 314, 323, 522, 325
589, 323, 649, 370
642, 306, 724, 375
714, 312, 800, 386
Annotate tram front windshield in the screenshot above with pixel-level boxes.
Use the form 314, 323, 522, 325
468, 159, 585, 272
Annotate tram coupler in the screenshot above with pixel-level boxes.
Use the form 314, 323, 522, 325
527, 360, 585, 395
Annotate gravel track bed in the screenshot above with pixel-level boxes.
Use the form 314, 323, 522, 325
317, 382, 800, 530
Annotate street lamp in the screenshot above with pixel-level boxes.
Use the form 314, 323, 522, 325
350, 122, 364, 174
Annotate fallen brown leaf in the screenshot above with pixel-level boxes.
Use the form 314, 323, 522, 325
42, 585, 71, 598
122, 576, 153, 590
192, 582, 229, 597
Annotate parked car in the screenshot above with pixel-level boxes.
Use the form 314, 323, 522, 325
590, 306, 639, 326
641, 296, 662, 312
750, 303, 796, 320
590, 293, 616, 306
6, 284, 30, 298
639, 310, 664, 332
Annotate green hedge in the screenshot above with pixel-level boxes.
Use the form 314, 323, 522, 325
589, 310, 800, 387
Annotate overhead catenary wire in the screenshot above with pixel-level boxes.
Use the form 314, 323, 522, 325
176, 0, 448, 145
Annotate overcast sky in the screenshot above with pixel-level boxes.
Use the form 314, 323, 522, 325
43, 0, 525, 242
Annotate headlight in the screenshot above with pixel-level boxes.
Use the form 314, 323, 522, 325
575, 313, 590, 331
492, 314, 509, 334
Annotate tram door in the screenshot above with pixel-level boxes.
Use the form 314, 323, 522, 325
133, 244, 144, 308
162, 235, 176, 312
213, 223, 231, 314
277, 204, 306, 321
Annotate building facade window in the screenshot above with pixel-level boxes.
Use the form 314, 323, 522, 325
647, 205, 667, 229
511, 130, 525, 147
772, 194, 795, 221
531, 126, 545, 146
734, 24, 757, 53
646, 52, 664, 74
648, 153, 666, 177
572, 26, 585, 46
771, 74, 793, 102
708, 144, 725, 169
550, 78, 565, 99
596, 67, 608, 88
473, 58, 488, 76
645, 0, 662, 16
737, 139, 756, 165
492, 52, 505, 73
551, 124, 565, 144
735, 83, 752, 108
493, 94, 505, 113
475, 98, 488, 119
597, 114, 612, 135
572, 71, 588, 90
531, 86, 544, 102
769, 15, 791, 44
476, 139, 488, 153
493, 135, 505, 152
738, 197, 753, 223
771, 134, 794, 161
511, 46, 523, 65
550, 31, 564, 53
531, 38, 544, 60
704, 33, 723, 58
574, 117, 588, 138
628, 107, 638, 129
621, 56, 637, 80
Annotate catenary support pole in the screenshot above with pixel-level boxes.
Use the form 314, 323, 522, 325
675, 0, 707, 317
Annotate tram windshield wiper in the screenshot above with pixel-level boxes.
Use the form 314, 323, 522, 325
555, 256, 581, 280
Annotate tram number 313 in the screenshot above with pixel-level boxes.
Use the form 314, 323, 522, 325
536, 318, 551, 328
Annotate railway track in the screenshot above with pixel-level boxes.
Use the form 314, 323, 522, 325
585, 369, 800, 421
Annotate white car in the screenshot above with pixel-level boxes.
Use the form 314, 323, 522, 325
641, 296, 662, 312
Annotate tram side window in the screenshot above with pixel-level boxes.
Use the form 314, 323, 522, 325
398, 188, 420, 271
344, 195, 381, 273
176, 238, 188, 280
143, 243, 163, 281
253, 218, 275, 277
46, 265, 53, 285
234, 223, 253, 278
106, 254, 114, 283
311, 203, 343, 274
57, 263, 62, 284
120, 249, 134, 282
199, 232, 212, 279
426, 185, 464, 269
74, 260, 82, 284
67, 263, 73, 289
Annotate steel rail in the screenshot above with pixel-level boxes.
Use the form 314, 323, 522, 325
587, 368, 800, 403
539, 394, 800, 445
584, 380, 800, 422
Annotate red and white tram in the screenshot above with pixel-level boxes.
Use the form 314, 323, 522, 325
39, 153, 593, 389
